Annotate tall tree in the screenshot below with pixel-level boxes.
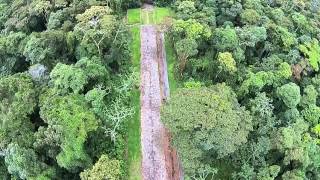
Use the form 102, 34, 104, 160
39, 92, 98, 170
80, 154, 121, 180
161, 83, 253, 177
0, 73, 36, 150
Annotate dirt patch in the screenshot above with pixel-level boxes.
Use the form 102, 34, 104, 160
140, 24, 183, 179
140, 25, 167, 180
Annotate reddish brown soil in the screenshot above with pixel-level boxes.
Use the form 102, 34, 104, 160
157, 30, 183, 180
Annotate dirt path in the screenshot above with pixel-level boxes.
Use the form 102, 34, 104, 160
140, 4, 182, 179
140, 25, 182, 179
140, 25, 167, 180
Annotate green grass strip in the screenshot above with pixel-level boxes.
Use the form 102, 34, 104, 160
155, 8, 173, 24
131, 27, 141, 68
127, 89, 141, 180
127, 9, 141, 25
127, 24, 142, 180
141, 10, 148, 24
165, 36, 179, 92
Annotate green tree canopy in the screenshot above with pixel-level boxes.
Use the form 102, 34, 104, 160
0, 73, 36, 149
161, 83, 253, 177
39, 92, 98, 170
277, 83, 301, 108
175, 38, 198, 74
5, 143, 54, 180
50, 63, 88, 94
80, 154, 121, 180
23, 31, 70, 69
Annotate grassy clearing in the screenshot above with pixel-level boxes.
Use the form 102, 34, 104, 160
127, 9, 141, 25
139, 7, 172, 25
141, 10, 148, 24
141, 10, 155, 25
155, 8, 173, 24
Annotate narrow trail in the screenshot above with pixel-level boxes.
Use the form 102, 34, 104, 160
140, 23, 182, 180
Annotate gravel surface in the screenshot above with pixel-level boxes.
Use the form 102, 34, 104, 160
140, 25, 168, 180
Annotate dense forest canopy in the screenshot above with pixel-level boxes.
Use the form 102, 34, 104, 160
0, 0, 141, 179
2, 0, 320, 179
160, 0, 320, 179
